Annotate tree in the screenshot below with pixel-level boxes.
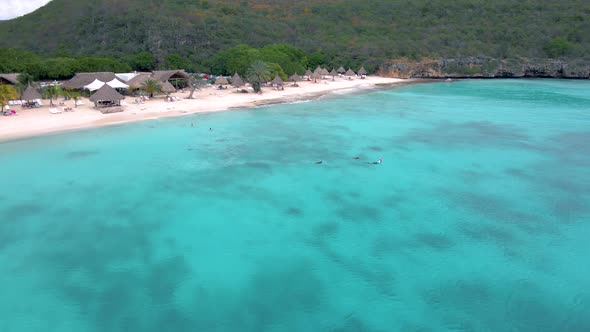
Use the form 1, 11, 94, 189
544, 37, 572, 58
186, 74, 207, 99
246, 60, 271, 93
43, 84, 62, 107
63, 89, 81, 107
141, 79, 162, 98
0, 84, 18, 112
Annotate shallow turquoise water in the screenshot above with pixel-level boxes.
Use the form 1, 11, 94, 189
1, 79, 589, 331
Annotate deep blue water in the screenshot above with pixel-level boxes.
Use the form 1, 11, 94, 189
0, 79, 589, 331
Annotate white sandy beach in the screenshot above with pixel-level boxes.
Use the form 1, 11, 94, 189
0, 76, 411, 141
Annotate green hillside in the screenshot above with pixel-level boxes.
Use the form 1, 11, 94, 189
1, 0, 589, 75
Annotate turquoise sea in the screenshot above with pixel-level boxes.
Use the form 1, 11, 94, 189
0, 79, 589, 331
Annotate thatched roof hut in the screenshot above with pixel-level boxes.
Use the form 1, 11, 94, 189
231, 72, 245, 87
64, 72, 123, 89
337, 66, 346, 74
358, 66, 368, 75
126, 72, 152, 89
89, 84, 124, 103
0, 73, 19, 85
329, 69, 338, 80
271, 75, 284, 86
304, 69, 312, 77
344, 68, 356, 77
313, 66, 322, 75
214, 76, 229, 85
21, 85, 42, 101
151, 70, 190, 82
161, 82, 176, 93
288, 74, 302, 82
320, 68, 330, 76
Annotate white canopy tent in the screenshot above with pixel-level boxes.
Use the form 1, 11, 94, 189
107, 78, 129, 89
84, 78, 129, 91
84, 79, 105, 91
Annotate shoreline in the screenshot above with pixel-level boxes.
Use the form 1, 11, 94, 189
0, 77, 418, 143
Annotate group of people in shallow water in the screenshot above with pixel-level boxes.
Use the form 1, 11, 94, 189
315, 157, 382, 165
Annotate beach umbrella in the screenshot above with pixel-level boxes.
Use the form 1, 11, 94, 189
231, 72, 245, 87
358, 66, 368, 75
21, 85, 42, 101
344, 68, 356, 77
214, 76, 229, 85
314, 66, 322, 75
311, 71, 321, 82
320, 68, 330, 77
337, 66, 346, 74
271, 75, 284, 86
288, 74, 302, 82
304, 69, 312, 79
329, 69, 338, 80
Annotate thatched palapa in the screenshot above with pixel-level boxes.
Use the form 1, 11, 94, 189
344, 68, 356, 77
288, 74, 302, 82
126, 72, 152, 89
337, 66, 346, 74
320, 68, 330, 76
214, 76, 229, 85
231, 72, 245, 87
151, 70, 190, 82
304, 69, 312, 78
271, 75, 284, 86
358, 66, 367, 75
0, 73, 19, 85
89, 84, 124, 103
21, 85, 42, 101
161, 82, 176, 93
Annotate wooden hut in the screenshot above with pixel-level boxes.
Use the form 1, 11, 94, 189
161, 82, 176, 94
151, 70, 190, 88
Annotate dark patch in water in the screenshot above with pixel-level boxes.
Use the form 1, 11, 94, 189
458, 222, 516, 245
65, 150, 99, 159
245, 161, 272, 171
396, 121, 533, 150
332, 314, 381, 332
312, 221, 340, 239
368, 146, 383, 151
336, 204, 382, 223
1, 202, 44, 220
414, 232, 454, 250
285, 207, 304, 217
505, 168, 531, 179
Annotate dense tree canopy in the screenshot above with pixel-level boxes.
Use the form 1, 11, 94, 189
0, 0, 587, 67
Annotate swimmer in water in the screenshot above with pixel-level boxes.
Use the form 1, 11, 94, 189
368, 157, 383, 165
315, 161, 323, 164
353, 156, 360, 160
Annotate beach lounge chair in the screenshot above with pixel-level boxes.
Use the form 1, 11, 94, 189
49, 108, 62, 114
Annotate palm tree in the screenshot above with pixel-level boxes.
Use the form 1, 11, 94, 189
141, 79, 162, 98
64, 89, 81, 107
43, 83, 62, 107
0, 84, 18, 112
246, 60, 271, 93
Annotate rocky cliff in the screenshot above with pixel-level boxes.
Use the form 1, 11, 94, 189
379, 58, 590, 79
